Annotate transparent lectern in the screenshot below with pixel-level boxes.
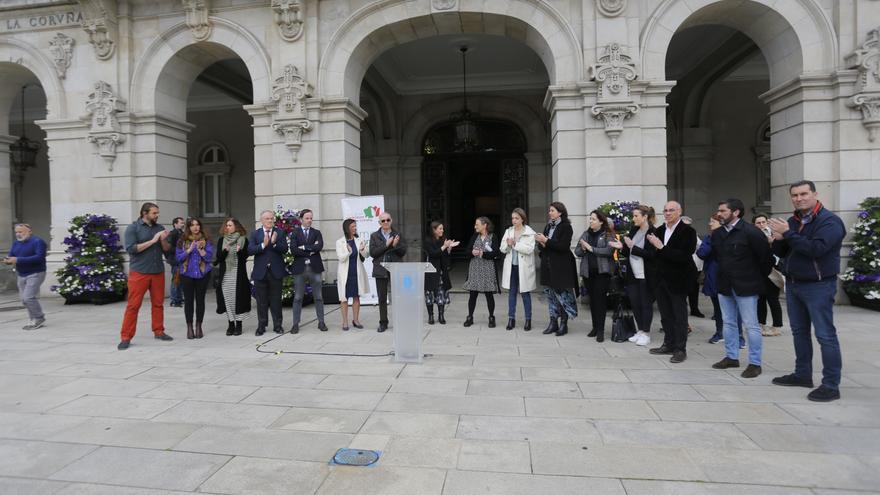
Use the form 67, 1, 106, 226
380, 262, 436, 363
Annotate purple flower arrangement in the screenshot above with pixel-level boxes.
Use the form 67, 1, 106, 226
596, 200, 642, 234
51, 214, 127, 297
841, 197, 880, 301
274, 206, 311, 302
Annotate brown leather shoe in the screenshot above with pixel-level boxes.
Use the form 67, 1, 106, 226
712, 357, 740, 369
741, 364, 762, 378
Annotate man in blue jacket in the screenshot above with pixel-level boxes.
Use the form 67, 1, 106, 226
4, 224, 48, 330
769, 180, 846, 402
249, 210, 288, 336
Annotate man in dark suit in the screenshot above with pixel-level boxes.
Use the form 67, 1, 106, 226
369, 212, 407, 332
289, 209, 326, 333
248, 209, 288, 335
647, 201, 697, 363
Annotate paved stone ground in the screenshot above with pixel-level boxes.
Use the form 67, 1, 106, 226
0, 290, 879, 495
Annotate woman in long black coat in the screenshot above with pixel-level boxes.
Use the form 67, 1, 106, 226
536, 202, 579, 336
214, 217, 252, 336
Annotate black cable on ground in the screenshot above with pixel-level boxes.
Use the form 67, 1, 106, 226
254, 305, 395, 357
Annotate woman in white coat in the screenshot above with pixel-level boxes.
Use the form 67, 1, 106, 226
336, 219, 370, 331
499, 208, 537, 331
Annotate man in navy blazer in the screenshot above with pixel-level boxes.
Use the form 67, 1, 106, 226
289, 209, 327, 333
248, 210, 288, 335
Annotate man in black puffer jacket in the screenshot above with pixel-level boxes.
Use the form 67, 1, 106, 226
709, 198, 772, 379
769, 180, 846, 402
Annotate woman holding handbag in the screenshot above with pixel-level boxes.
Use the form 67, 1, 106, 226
575, 210, 617, 342
336, 218, 370, 331
176, 217, 214, 339
499, 208, 537, 331
214, 217, 251, 336
536, 202, 579, 336
612, 205, 657, 346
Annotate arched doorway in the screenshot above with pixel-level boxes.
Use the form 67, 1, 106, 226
0, 63, 51, 288
421, 119, 527, 255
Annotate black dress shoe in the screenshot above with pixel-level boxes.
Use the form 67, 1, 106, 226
290, 324, 299, 334
377, 324, 387, 333
463, 316, 474, 328
587, 328, 598, 337
155, 333, 173, 341
318, 322, 328, 332
771, 373, 814, 388
596, 330, 605, 343
807, 385, 840, 402
741, 364, 762, 378
690, 311, 706, 318
352, 321, 364, 329
256, 326, 266, 336
506, 318, 515, 330
712, 357, 740, 369
117, 340, 131, 350
273, 327, 284, 334
523, 319, 531, 331
488, 316, 496, 328
649, 345, 673, 355
670, 351, 687, 363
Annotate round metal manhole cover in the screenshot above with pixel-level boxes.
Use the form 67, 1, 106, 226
332, 448, 380, 467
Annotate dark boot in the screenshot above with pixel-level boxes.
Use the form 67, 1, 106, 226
186, 322, 194, 340
506, 318, 515, 330
427, 305, 435, 325
556, 316, 568, 336
587, 328, 598, 337
464, 315, 474, 327
524, 319, 532, 331
195, 322, 204, 339
234, 321, 242, 336
226, 321, 235, 336
543, 317, 559, 335
438, 306, 446, 325
488, 316, 496, 328
596, 328, 604, 343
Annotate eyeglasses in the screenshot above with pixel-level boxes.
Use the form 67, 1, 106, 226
380, 219, 391, 223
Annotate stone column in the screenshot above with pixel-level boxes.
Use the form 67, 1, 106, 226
544, 85, 588, 234
0, 134, 15, 290
679, 128, 714, 227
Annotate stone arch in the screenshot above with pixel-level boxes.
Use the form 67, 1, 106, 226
399, 95, 548, 157
318, 0, 583, 101
640, 0, 837, 86
130, 17, 271, 120
0, 39, 65, 120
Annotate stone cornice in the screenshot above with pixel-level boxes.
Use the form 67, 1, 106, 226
319, 97, 368, 123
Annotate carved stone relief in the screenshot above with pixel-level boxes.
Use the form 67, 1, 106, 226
182, 0, 212, 41
846, 26, 880, 141
272, 0, 304, 42
270, 65, 312, 161
589, 43, 639, 149
49, 33, 74, 79
84, 81, 126, 168
597, 0, 627, 17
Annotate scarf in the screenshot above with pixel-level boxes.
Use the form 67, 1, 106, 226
223, 232, 245, 273
547, 218, 561, 238
180, 233, 208, 275
794, 201, 823, 233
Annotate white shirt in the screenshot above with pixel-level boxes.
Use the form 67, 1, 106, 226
723, 218, 740, 232
663, 219, 681, 245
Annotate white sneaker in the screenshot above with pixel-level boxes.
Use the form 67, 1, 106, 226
22, 320, 35, 330
628, 331, 643, 343
636, 333, 651, 346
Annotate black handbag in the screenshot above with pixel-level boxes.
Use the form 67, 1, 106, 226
611, 300, 636, 342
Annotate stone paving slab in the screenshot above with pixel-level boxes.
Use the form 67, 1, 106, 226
49, 446, 230, 491
2, 296, 879, 494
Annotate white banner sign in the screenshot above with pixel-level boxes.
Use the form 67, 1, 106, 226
341, 195, 385, 305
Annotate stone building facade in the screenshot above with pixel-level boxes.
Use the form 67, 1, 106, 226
1, 0, 878, 293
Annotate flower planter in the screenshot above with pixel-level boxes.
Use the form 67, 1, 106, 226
846, 290, 880, 312
63, 290, 126, 305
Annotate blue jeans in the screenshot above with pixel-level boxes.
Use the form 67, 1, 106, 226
718, 291, 762, 365
786, 278, 842, 389
507, 265, 532, 319
169, 265, 183, 304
